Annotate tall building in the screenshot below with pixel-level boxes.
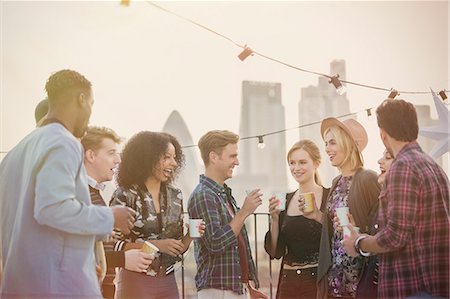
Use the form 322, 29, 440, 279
162, 110, 201, 210
233, 80, 288, 210
298, 59, 351, 186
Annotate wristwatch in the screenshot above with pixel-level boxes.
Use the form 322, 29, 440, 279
354, 235, 371, 257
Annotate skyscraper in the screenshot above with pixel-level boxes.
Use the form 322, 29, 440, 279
298, 59, 351, 186
162, 110, 201, 210
234, 80, 288, 209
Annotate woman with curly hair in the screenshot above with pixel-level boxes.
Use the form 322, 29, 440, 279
110, 131, 202, 299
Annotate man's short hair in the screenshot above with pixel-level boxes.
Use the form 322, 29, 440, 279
45, 69, 92, 105
198, 130, 239, 166
81, 126, 121, 152
34, 98, 49, 125
376, 99, 418, 142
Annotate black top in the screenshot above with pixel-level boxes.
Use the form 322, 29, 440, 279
264, 187, 330, 265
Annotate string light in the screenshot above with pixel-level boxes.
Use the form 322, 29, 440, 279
144, 1, 445, 96
329, 75, 346, 95
388, 89, 399, 99
257, 136, 266, 149
238, 46, 254, 61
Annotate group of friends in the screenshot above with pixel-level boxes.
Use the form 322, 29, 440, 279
0, 69, 448, 299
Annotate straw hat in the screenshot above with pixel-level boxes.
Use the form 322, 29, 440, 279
320, 118, 368, 153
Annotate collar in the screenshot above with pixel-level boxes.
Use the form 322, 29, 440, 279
199, 174, 229, 198
395, 141, 421, 159
87, 176, 106, 191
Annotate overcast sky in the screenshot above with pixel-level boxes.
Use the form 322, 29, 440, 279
1, 1, 448, 179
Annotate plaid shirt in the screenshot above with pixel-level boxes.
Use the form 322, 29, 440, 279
376, 142, 449, 298
187, 175, 259, 294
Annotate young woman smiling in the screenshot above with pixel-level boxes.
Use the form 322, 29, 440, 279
317, 118, 381, 299
264, 139, 329, 298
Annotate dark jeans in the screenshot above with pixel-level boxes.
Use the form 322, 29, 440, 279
277, 267, 317, 299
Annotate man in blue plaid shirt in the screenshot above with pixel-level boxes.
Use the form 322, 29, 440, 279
188, 130, 268, 299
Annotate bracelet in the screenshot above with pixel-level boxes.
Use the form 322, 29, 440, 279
354, 235, 371, 257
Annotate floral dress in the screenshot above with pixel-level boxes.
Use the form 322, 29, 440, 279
110, 184, 184, 276
327, 176, 364, 298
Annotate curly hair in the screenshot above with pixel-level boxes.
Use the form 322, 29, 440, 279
117, 131, 185, 188
45, 69, 92, 104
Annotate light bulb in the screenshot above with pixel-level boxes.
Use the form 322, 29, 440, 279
257, 136, 266, 149
329, 75, 346, 95
336, 85, 346, 95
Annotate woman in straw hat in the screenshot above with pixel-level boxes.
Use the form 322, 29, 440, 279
264, 139, 330, 298
316, 118, 381, 299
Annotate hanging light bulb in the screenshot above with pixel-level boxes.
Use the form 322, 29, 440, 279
388, 89, 399, 99
238, 46, 254, 61
257, 136, 266, 149
329, 75, 346, 95
120, 0, 130, 6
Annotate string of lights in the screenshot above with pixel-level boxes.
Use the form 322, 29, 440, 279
180, 108, 373, 149
1, 2, 447, 154
145, 1, 448, 99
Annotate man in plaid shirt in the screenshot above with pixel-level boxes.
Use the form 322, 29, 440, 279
343, 99, 449, 298
188, 130, 268, 298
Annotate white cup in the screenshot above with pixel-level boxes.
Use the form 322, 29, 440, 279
189, 219, 203, 239
274, 192, 286, 211
336, 207, 350, 238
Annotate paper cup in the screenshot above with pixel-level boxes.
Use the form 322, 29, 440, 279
189, 219, 203, 238
141, 241, 160, 256
274, 192, 286, 211
336, 206, 350, 238
301, 192, 315, 213
335, 207, 350, 226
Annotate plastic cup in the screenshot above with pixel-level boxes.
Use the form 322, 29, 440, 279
301, 192, 315, 213
274, 192, 286, 211
189, 219, 203, 239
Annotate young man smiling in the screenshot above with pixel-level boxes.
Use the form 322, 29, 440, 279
81, 126, 154, 299
188, 130, 267, 299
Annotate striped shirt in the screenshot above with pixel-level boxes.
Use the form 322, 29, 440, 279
376, 142, 449, 298
187, 175, 259, 294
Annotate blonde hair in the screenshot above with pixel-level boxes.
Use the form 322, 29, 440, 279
81, 126, 121, 152
287, 139, 322, 185
325, 126, 363, 172
198, 130, 239, 167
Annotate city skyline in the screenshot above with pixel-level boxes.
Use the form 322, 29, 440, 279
2, 1, 448, 185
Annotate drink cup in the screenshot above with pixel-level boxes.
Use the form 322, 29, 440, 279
274, 192, 286, 211
336, 206, 350, 238
301, 192, 315, 213
189, 219, 203, 239
141, 241, 160, 257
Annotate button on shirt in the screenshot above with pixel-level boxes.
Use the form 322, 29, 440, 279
187, 175, 259, 294
376, 142, 450, 299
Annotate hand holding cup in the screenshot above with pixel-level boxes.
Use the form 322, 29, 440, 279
242, 189, 263, 216
188, 219, 205, 239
